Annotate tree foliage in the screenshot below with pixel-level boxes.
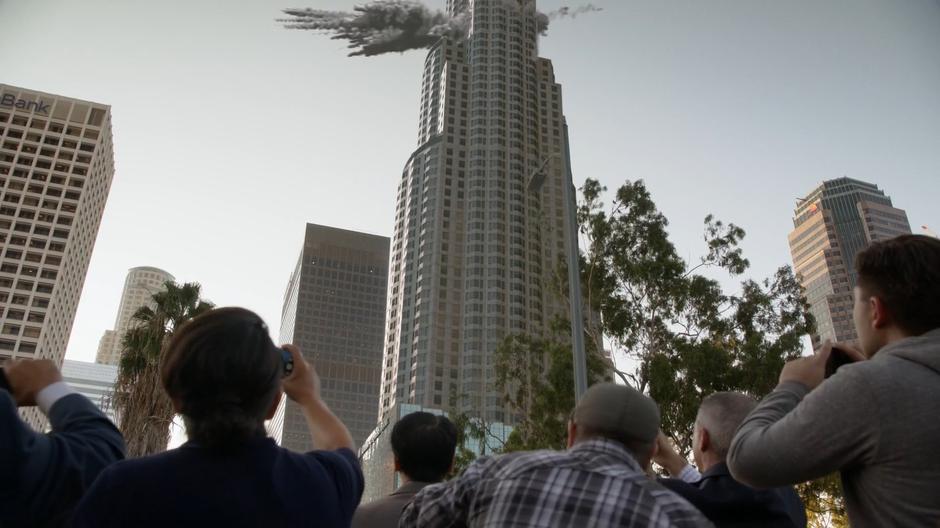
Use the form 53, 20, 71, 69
111, 281, 214, 458
494, 323, 611, 452
578, 178, 843, 524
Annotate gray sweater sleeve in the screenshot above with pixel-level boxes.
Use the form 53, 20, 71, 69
727, 369, 880, 489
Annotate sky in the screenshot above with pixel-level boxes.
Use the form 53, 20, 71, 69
1, 0, 938, 364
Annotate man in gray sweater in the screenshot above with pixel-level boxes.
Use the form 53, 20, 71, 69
728, 234, 940, 527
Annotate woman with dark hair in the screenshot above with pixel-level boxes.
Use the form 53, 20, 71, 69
72, 307, 362, 527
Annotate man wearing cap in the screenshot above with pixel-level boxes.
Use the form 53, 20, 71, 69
399, 383, 711, 527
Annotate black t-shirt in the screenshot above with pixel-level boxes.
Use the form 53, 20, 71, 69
71, 437, 363, 527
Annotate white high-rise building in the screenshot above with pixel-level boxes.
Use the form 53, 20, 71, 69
96, 266, 174, 365
61, 359, 119, 422
0, 84, 115, 427
378, 0, 577, 426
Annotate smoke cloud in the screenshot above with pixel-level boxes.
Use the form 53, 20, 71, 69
281, 1, 468, 57
547, 4, 603, 19
281, 1, 601, 57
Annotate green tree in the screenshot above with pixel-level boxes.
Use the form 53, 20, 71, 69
578, 178, 844, 525
112, 281, 214, 458
494, 324, 611, 452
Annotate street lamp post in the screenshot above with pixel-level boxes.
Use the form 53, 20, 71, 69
528, 124, 589, 402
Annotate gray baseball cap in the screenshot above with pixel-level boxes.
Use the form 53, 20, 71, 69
572, 382, 660, 443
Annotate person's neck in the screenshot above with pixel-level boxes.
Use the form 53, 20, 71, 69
698, 454, 724, 473
872, 327, 915, 357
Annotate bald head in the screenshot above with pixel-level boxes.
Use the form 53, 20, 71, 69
696, 392, 757, 459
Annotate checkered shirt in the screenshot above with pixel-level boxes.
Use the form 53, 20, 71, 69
399, 439, 712, 527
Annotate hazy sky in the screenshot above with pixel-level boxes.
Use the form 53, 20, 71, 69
1, 0, 938, 363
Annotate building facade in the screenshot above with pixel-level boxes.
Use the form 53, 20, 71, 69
95, 266, 174, 365
0, 85, 115, 425
273, 223, 390, 450
61, 359, 119, 422
789, 177, 911, 347
379, 0, 577, 428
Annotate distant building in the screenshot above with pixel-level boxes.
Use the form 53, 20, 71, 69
789, 177, 911, 347
0, 84, 115, 428
61, 359, 118, 422
271, 224, 389, 450
95, 266, 174, 365
359, 402, 512, 503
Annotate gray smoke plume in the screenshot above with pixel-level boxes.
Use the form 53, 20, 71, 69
548, 4, 603, 19
281, 1, 468, 57
281, 1, 600, 57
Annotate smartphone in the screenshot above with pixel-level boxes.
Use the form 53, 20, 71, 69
824, 347, 856, 378
281, 348, 294, 378
0, 368, 11, 393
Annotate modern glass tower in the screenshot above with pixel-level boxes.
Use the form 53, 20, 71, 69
379, 0, 576, 426
789, 177, 911, 347
273, 223, 390, 450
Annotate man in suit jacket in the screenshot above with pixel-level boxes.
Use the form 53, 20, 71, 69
0, 359, 125, 527
352, 412, 457, 528
655, 392, 806, 528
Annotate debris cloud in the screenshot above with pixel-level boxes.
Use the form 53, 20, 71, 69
281, 1, 468, 57
281, 1, 602, 57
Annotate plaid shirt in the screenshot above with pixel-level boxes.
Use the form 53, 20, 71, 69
400, 439, 712, 527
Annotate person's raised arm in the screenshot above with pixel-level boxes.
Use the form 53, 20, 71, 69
1, 359, 124, 525
280, 344, 355, 452
727, 343, 877, 488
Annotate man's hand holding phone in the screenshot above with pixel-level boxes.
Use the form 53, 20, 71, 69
779, 341, 865, 391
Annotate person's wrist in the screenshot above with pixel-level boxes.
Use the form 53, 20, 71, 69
293, 390, 324, 408
666, 455, 687, 476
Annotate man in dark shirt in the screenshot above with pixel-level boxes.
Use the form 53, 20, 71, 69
352, 412, 457, 528
655, 392, 806, 528
0, 359, 125, 527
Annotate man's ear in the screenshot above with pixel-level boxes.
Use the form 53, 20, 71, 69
871, 295, 891, 329
699, 427, 711, 454
394, 457, 402, 473
566, 420, 577, 449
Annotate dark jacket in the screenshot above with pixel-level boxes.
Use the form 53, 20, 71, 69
660, 463, 806, 528
71, 436, 364, 527
352, 481, 430, 528
0, 391, 126, 527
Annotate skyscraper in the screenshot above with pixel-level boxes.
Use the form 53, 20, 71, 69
789, 177, 911, 347
62, 359, 119, 422
96, 266, 174, 365
274, 223, 389, 450
0, 84, 115, 427
378, 0, 576, 426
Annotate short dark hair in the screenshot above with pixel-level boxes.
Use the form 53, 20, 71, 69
391, 412, 458, 483
161, 307, 282, 449
856, 235, 940, 336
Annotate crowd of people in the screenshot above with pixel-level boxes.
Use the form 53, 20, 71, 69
1, 233, 938, 527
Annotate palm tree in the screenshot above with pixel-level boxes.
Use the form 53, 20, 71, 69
112, 281, 214, 458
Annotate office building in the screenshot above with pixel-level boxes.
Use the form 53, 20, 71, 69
0, 84, 115, 427
378, 0, 577, 428
273, 223, 389, 450
96, 266, 174, 365
61, 359, 119, 422
789, 177, 911, 347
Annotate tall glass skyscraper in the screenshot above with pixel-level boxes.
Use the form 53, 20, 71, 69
789, 177, 911, 347
379, 0, 576, 426
272, 223, 390, 450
